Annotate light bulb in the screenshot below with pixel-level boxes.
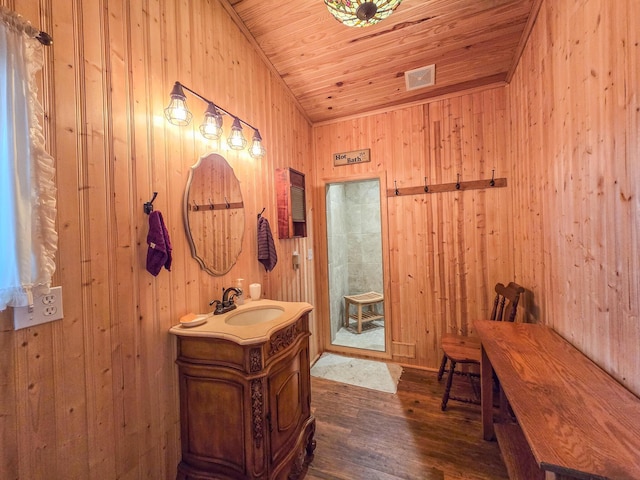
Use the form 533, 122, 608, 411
199, 103, 223, 140
164, 82, 192, 126
249, 129, 266, 159
227, 117, 247, 150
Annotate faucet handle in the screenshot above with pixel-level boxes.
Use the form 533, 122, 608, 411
209, 299, 221, 307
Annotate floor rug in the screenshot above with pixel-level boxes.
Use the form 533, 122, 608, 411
310, 353, 403, 394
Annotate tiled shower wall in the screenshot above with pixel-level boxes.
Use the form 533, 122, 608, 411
326, 180, 383, 340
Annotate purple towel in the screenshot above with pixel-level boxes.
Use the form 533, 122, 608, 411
257, 216, 277, 272
146, 210, 172, 276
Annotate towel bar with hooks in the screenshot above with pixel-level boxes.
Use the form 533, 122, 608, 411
188, 200, 244, 211
388, 175, 507, 198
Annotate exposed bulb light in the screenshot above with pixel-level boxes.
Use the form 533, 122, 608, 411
325, 0, 402, 27
227, 117, 247, 150
165, 81, 265, 158
199, 103, 223, 140
164, 82, 192, 126
249, 129, 266, 159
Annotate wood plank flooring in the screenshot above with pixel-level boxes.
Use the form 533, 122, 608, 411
306, 368, 508, 480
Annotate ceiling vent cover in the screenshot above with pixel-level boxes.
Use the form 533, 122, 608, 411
404, 64, 436, 91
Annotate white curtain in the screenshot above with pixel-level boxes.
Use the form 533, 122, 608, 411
0, 7, 57, 310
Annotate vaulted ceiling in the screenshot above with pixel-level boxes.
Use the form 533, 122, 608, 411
226, 0, 540, 123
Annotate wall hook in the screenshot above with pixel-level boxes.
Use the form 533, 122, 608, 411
192, 199, 199, 211
456, 174, 461, 190
394, 180, 399, 196
424, 177, 429, 193
224, 196, 230, 209
490, 169, 496, 187
143, 192, 158, 215
208, 198, 215, 210
257, 207, 266, 219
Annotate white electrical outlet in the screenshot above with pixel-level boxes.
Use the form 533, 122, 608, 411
13, 286, 64, 330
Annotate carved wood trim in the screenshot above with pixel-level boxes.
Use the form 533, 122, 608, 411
288, 447, 306, 480
287, 419, 316, 480
269, 323, 299, 356
250, 379, 264, 449
250, 348, 262, 372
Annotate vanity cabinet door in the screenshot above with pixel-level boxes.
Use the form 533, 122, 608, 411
267, 341, 310, 468
178, 370, 251, 479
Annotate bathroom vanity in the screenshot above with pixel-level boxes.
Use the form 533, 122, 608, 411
169, 300, 316, 480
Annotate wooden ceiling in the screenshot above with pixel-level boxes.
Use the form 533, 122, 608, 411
226, 0, 540, 123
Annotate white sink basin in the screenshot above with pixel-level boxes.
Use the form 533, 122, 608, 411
170, 300, 313, 342
225, 306, 285, 326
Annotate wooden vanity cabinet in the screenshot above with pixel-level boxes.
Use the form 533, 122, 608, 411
175, 314, 315, 480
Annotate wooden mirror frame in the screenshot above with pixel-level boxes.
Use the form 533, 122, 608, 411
183, 153, 245, 275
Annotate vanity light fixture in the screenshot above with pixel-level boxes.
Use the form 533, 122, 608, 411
324, 0, 402, 27
164, 81, 265, 159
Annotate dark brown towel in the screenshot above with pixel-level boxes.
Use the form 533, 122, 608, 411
146, 210, 172, 276
257, 216, 277, 272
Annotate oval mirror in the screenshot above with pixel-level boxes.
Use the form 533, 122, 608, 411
183, 153, 245, 275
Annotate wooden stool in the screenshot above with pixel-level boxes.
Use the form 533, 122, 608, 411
344, 292, 384, 334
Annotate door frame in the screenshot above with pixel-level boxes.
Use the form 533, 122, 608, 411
314, 171, 392, 360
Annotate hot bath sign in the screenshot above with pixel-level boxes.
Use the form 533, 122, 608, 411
333, 148, 370, 166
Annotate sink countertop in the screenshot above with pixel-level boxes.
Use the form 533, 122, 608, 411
169, 299, 313, 345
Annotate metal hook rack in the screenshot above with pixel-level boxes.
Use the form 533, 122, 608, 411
387, 175, 507, 198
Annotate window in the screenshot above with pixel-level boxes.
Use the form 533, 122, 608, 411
0, 7, 57, 311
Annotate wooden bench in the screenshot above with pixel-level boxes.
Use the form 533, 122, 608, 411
475, 320, 640, 480
344, 292, 384, 334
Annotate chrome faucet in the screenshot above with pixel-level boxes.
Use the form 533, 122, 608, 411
210, 286, 242, 315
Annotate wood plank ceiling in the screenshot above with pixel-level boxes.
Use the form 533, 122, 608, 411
227, 0, 539, 123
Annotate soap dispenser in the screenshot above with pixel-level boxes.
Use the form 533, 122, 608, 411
235, 278, 245, 305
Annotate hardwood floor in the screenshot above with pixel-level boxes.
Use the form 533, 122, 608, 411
306, 368, 508, 480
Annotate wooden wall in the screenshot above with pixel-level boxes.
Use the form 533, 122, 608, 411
507, 0, 640, 395
1, 0, 637, 477
312, 0, 640, 398
312, 88, 515, 368
0, 0, 315, 478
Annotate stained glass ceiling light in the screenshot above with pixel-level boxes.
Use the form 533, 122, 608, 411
325, 0, 402, 27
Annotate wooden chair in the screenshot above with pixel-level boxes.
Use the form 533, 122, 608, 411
437, 282, 524, 411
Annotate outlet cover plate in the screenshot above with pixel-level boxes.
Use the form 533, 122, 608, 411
13, 286, 64, 330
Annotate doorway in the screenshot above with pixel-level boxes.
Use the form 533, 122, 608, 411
325, 178, 386, 353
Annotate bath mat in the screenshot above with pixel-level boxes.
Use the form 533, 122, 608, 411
310, 353, 403, 394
